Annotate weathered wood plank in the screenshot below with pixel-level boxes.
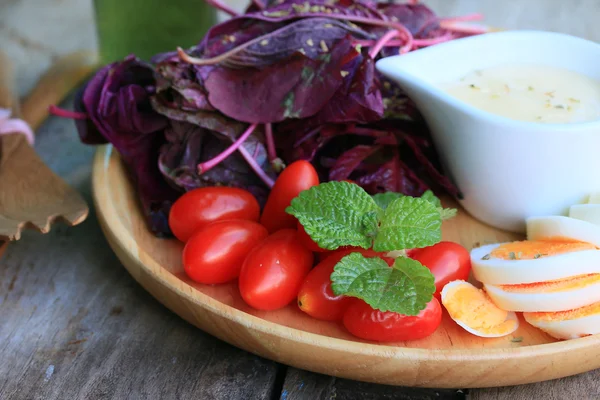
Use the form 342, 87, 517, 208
0, 100, 281, 400
280, 368, 468, 400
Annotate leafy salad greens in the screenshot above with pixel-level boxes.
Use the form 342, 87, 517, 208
58, 0, 485, 236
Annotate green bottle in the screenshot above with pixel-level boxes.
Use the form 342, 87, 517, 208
93, 0, 217, 63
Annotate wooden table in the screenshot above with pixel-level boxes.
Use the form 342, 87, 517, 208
2, 0, 600, 399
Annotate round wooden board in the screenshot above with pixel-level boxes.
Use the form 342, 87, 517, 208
93, 145, 600, 388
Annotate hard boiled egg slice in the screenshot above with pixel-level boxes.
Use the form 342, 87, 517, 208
484, 274, 600, 312
527, 216, 600, 247
441, 280, 519, 338
569, 204, 600, 226
524, 302, 600, 340
471, 241, 600, 285
587, 193, 600, 204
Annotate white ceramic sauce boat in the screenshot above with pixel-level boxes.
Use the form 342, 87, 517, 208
376, 30, 600, 233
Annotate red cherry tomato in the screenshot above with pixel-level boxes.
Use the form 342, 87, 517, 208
343, 298, 442, 342
260, 160, 319, 233
183, 220, 268, 284
297, 248, 393, 321
296, 221, 328, 253
239, 229, 314, 310
320, 246, 392, 263
409, 241, 471, 299
169, 187, 260, 242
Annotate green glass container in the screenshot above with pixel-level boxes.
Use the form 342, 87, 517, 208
93, 0, 217, 63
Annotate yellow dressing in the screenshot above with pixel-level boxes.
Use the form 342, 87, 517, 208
443, 65, 600, 124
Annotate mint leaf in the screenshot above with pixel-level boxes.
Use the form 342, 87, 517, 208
331, 253, 435, 315
286, 181, 380, 250
372, 190, 456, 220
440, 208, 457, 220
372, 192, 403, 210
373, 196, 441, 251
420, 190, 441, 208
421, 190, 457, 220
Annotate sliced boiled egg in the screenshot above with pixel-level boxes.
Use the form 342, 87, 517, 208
587, 193, 600, 204
484, 274, 600, 312
569, 204, 600, 226
524, 301, 600, 340
471, 241, 600, 285
527, 216, 600, 247
441, 280, 519, 338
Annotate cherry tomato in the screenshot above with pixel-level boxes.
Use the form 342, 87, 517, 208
343, 298, 442, 342
296, 221, 328, 253
297, 249, 391, 321
239, 229, 314, 310
169, 187, 260, 242
298, 249, 393, 321
409, 241, 471, 299
183, 220, 268, 284
319, 246, 393, 263
260, 160, 319, 233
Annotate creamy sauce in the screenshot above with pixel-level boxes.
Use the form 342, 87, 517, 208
443, 65, 600, 123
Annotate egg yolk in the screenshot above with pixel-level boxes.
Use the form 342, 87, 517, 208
498, 273, 600, 293
525, 301, 600, 322
444, 284, 517, 334
489, 239, 596, 260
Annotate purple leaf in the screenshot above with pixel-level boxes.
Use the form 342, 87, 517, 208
301, 54, 383, 128
74, 55, 179, 236
158, 121, 270, 205
202, 18, 372, 68
204, 37, 354, 123
329, 144, 382, 181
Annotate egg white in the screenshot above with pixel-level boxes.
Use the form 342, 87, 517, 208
527, 216, 600, 247
587, 193, 600, 204
484, 280, 600, 312
471, 243, 600, 285
523, 310, 600, 340
441, 281, 519, 338
569, 204, 600, 226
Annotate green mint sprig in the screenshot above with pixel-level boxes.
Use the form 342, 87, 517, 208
285, 181, 379, 250
286, 181, 444, 251
373, 190, 457, 220
286, 181, 452, 315
374, 196, 441, 252
331, 253, 435, 316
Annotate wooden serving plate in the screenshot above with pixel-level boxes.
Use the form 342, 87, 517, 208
93, 145, 600, 388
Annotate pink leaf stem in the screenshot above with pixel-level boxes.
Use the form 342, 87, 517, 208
197, 123, 258, 173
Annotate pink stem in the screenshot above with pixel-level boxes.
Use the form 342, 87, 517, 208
293, 126, 322, 147
412, 32, 454, 47
440, 13, 484, 23
369, 30, 399, 59
439, 21, 489, 34
203, 0, 239, 16
48, 105, 88, 120
354, 39, 406, 47
198, 123, 258, 173
252, 0, 265, 10
265, 123, 277, 162
238, 145, 275, 188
